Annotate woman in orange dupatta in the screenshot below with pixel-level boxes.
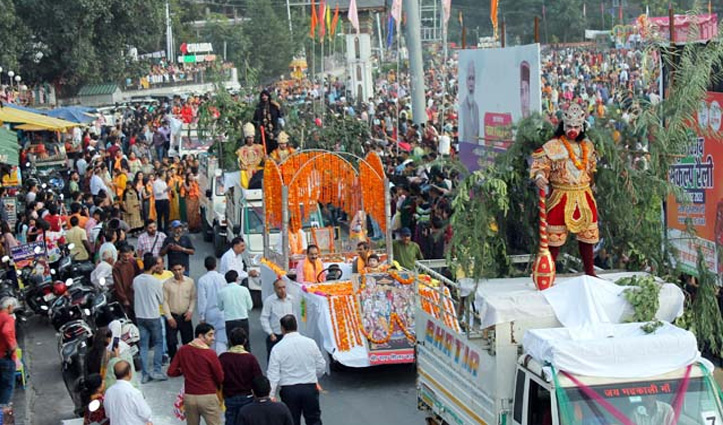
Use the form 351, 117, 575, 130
183, 173, 202, 232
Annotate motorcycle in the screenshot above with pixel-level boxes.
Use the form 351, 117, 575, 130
49, 279, 97, 331
59, 314, 93, 417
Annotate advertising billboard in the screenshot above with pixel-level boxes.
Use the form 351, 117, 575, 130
666, 91, 723, 276
457, 44, 542, 171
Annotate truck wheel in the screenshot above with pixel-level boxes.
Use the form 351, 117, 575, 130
213, 225, 226, 258
201, 209, 212, 242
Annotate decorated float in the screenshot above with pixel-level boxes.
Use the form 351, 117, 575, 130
259, 150, 455, 366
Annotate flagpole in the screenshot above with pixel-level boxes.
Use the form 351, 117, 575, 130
396, 25, 401, 156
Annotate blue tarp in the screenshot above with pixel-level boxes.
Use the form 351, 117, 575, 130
45, 106, 96, 124
3, 103, 96, 124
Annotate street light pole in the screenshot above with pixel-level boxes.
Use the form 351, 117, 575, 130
7, 71, 14, 91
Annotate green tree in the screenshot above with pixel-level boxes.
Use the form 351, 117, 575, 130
0, 0, 30, 74
241, 0, 299, 82
15, 0, 165, 94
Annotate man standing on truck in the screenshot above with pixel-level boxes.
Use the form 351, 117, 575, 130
530, 102, 599, 276
236, 123, 264, 185
269, 132, 296, 163
253, 90, 282, 154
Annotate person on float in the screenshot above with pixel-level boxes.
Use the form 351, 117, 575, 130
352, 241, 371, 274
295, 245, 326, 283
236, 123, 264, 188
276, 224, 307, 257
530, 102, 599, 276
269, 132, 296, 164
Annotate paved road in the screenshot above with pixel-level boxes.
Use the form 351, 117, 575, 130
22, 232, 425, 425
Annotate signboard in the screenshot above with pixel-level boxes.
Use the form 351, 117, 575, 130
356, 273, 415, 365
4, 197, 17, 228
457, 44, 542, 171
11, 241, 50, 279
2, 166, 22, 187
180, 42, 214, 54
177, 55, 217, 63
138, 50, 166, 60
666, 91, 723, 277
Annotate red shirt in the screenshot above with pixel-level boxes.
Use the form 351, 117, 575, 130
0, 311, 17, 360
168, 343, 223, 395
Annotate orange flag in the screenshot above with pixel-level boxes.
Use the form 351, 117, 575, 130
330, 4, 340, 37
490, 0, 499, 38
311, 0, 318, 38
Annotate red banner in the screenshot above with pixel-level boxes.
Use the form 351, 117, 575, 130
666, 92, 723, 275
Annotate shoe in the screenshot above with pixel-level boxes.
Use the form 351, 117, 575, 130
141, 374, 152, 384
162, 354, 170, 365
151, 373, 168, 381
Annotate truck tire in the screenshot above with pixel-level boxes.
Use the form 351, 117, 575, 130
213, 225, 226, 258
201, 209, 212, 242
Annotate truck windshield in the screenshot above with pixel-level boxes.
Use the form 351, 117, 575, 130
559, 376, 722, 425
246, 205, 325, 235
215, 176, 225, 196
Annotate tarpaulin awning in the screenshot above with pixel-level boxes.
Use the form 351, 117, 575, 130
0, 103, 80, 130
0, 128, 19, 166
45, 106, 97, 124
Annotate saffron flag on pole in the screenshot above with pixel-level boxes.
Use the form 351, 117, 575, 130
348, 0, 360, 34
391, 0, 403, 32
319, 0, 326, 40
490, 0, 499, 38
310, 0, 318, 39
330, 4, 340, 37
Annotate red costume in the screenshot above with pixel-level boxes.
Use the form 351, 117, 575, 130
530, 103, 599, 276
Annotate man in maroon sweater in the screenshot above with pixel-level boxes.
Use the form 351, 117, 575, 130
168, 323, 224, 425
219, 328, 263, 424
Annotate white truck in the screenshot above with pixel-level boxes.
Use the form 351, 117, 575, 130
198, 154, 228, 258
415, 259, 723, 425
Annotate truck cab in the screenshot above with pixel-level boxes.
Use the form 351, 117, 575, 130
198, 154, 227, 257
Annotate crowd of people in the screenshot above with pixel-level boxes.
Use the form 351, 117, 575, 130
0, 38, 673, 425
127, 61, 236, 91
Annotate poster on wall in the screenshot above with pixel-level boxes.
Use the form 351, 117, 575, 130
356, 273, 415, 365
457, 44, 542, 171
666, 91, 723, 277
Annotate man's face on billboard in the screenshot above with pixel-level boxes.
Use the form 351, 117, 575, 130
466, 62, 476, 95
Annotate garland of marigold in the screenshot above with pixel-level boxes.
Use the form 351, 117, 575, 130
389, 270, 415, 285
561, 135, 589, 171
261, 258, 287, 278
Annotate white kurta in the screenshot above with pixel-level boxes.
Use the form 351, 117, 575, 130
197, 270, 228, 354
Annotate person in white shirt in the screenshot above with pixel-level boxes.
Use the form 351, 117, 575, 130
104, 360, 153, 425
219, 237, 259, 282
197, 256, 228, 354
152, 170, 171, 233
90, 249, 115, 289
90, 167, 110, 197
260, 279, 294, 360
267, 315, 325, 425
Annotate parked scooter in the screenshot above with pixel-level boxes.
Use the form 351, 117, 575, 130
59, 315, 93, 417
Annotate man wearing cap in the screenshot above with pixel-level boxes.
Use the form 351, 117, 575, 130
160, 221, 195, 276
270, 132, 296, 164
392, 228, 423, 270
